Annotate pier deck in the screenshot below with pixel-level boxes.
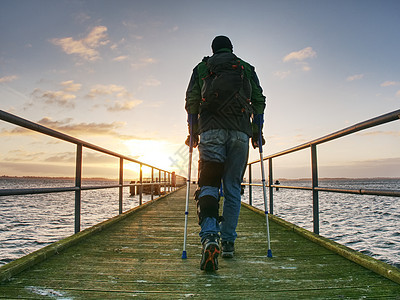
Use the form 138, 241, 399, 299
1, 186, 399, 299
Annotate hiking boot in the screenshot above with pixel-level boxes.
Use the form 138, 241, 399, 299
221, 241, 235, 258
200, 235, 220, 271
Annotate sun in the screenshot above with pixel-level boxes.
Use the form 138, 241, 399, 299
123, 139, 175, 172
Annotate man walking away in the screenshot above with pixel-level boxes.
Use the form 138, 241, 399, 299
185, 36, 266, 271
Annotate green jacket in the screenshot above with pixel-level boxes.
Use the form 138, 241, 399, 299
185, 49, 266, 136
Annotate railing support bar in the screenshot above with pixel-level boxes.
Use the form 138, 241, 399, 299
151, 168, 154, 201
248, 164, 252, 206
168, 172, 171, 192
311, 144, 319, 234
159, 170, 162, 197
164, 171, 167, 194
119, 158, 123, 214
268, 158, 273, 215
139, 164, 143, 205
74, 144, 82, 234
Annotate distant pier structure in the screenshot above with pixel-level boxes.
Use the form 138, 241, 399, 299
275, 180, 280, 191
129, 179, 162, 195
130, 172, 185, 196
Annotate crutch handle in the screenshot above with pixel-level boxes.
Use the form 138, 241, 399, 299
256, 114, 264, 153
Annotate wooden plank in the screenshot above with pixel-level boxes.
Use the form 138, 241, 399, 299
0, 186, 399, 299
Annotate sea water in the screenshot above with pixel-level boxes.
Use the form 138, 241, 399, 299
0, 177, 399, 269
242, 178, 400, 268
0, 177, 153, 266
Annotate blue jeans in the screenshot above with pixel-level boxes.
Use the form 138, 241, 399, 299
198, 129, 249, 243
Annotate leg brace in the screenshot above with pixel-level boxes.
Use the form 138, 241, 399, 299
198, 160, 224, 188
196, 160, 224, 224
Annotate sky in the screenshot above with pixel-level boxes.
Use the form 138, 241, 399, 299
1, 0, 399, 180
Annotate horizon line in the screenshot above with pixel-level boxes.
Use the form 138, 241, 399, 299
2, 175, 400, 181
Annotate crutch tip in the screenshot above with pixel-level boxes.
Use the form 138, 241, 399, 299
182, 251, 187, 259
267, 249, 273, 258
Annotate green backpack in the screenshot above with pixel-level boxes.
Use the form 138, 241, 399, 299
200, 52, 252, 117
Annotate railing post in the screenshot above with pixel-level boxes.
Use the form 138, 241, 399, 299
248, 164, 252, 206
119, 158, 123, 214
139, 164, 143, 205
168, 172, 171, 192
268, 158, 273, 215
311, 144, 319, 234
75, 144, 82, 234
151, 167, 154, 201
159, 170, 161, 197
164, 171, 167, 194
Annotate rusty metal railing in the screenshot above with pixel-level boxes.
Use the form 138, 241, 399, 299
0, 110, 185, 233
244, 109, 400, 234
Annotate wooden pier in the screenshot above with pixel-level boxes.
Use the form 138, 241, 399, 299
1, 186, 399, 299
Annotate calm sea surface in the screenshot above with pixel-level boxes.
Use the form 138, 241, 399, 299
1, 177, 399, 269
0, 177, 154, 266
242, 178, 400, 269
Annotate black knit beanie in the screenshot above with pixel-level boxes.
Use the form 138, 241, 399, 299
211, 36, 233, 53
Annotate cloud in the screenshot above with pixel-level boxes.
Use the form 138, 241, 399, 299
283, 47, 316, 62
380, 81, 399, 87
87, 84, 130, 98
346, 74, 364, 82
3, 149, 46, 162
44, 152, 76, 163
110, 37, 127, 51
37, 117, 124, 136
142, 58, 156, 64
3, 150, 117, 166
107, 100, 143, 112
30, 80, 81, 108
86, 84, 142, 111
142, 78, 161, 87
273, 70, 291, 79
74, 12, 91, 23
31, 88, 76, 108
122, 20, 138, 29
296, 62, 311, 72
318, 157, 400, 178
51, 26, 109, 61
358, 130, 400, 137
0, 75, 18, 83
61, 80, 82, 92
44, 152, 117, 164
112, 55, 128, 62
0, 117, 137, 140
131, 57, 157, 69
279, 47, 316, 76
379, 81, 400, 97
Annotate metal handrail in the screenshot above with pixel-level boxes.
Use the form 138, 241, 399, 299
245, 109, 400, 234
0, 110, 185, 233
0, 110, 164, 169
